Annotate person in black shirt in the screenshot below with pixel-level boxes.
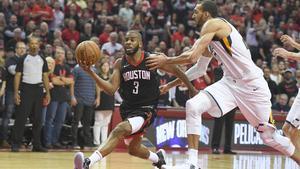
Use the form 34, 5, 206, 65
11, 37, 50, 152
74, 30, 196, 169
0, 41, 26, 148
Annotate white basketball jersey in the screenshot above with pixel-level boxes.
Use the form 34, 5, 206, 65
208, 19, 263, 80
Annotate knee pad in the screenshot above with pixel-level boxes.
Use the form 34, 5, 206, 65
257, 122, 295, 156
185, 92, 212, 135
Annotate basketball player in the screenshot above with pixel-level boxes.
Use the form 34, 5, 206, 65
74, 30, 197, 169
273, 34, 300, 150
146, 1, 300, 168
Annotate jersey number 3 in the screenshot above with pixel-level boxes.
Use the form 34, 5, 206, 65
133, 81, 139, 94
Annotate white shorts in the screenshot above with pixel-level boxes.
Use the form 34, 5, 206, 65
204, 76, 272, 127
286, 90, 300, 128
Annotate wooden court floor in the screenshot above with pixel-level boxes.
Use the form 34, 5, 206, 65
0, 150, 299, 169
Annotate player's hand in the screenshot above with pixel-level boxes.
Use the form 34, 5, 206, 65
189, 87, 198, 98
71, 96, 77, 106
146, 53, 168, 70
159, 84, 170, 95
280, 35, 295, 46
44, 93, 51, 105
273, 48, 290, 58
94, 97, 100, 107
78, 60, 93, 73
14, 93, 21, 105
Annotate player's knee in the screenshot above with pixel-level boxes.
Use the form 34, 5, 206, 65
282, 122, 291, 137
128, 145, 139, 156
186, 99, 202, 116
111, 122, 131, 138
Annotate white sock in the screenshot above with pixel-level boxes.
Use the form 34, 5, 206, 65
89, 150, 103, 167
148, 151, 159, 163
188, 149, 198, 165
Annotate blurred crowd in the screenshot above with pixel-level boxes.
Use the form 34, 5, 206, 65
0, 0, 299, 151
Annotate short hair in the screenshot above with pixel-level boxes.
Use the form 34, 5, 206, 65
28, 36, 40, 43
201, 0, 218, 18
126, 30, 142, 42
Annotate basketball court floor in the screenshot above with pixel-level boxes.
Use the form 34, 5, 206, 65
0, 150, 299, 169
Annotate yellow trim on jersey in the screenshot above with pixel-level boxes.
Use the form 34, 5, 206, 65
222, 37, 232, 55
269, 111, 275, 125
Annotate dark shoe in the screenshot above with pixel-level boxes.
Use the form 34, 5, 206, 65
83, 158, 91, 169
32, 146, 48, 152
45, 144, 53, 149
11, 145, 20, 152
223, 150, 236, 154
153, 149, 166, 169
1, 140, 10, 148
212, 148, 220, 154
53, 143, 63, 149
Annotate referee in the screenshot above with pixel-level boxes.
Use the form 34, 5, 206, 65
11, 36, 51, 152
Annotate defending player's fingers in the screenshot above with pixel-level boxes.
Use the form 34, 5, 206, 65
159, 85, 169, 95
146, 61, 159, 70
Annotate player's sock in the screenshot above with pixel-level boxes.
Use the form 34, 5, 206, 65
188, 148, 198, 165
148, 151, 159, 163
89, 150, 103, 166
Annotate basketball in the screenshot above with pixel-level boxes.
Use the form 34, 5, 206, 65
75, 40, 101, 66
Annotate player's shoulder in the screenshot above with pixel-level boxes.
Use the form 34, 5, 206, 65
204, 18, 227, 29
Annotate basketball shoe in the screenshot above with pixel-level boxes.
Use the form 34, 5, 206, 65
153, 149, 166, 169
74, 152, 84, 169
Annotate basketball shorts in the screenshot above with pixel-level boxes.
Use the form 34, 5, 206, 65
204, 76, 273, 127
120, 104, 157, 136
286, 90, 300, 128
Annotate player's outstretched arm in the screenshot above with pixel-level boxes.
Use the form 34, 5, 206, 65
158, 49, 212, 94
280, 35, 300, 50
273, 47, 300, 61
160, 63, 197, 97
79, 59, 121, 95
146, 19, 221, 70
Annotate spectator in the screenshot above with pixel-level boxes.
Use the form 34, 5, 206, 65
93, 59, 114, 146
11, 37, 50, 152
80, 22, 93, 42
263, 67, 278, 103
98, 24, 113, 45
44, 47, 73, 149
71, 65, 100, 149
6, 28, 25, 49
272, 93, 290, 113
0, 13, 6, 40
39, 22, 51, 47
145, 16, 164, 42
4, 15, 23, 43
101, 32, 123, 57
270, 64, 283, 85
49, 1, 64, 32
62, 19, 80, 46
31, 0, 54, 24
288, 96, 296, 110
172, 24, 185, 44
65, 49, 77, 69
118, 1, 134, 29
43, 44, 53, 58
41, 56, 55, 126
157, 69, 171, 106
0, 41, 26, 148
278, 69, 298, 99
